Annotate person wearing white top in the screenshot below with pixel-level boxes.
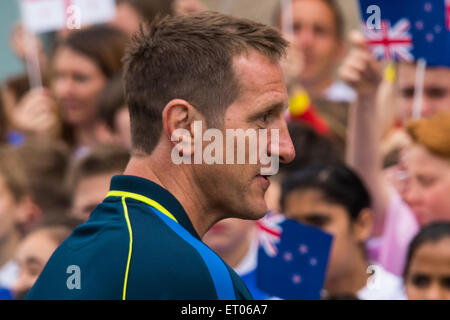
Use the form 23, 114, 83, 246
282, 162, 406, 300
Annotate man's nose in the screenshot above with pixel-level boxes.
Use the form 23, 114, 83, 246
420, 98, 435, 118
295, 28, 315, 50
276, 121, 295, 164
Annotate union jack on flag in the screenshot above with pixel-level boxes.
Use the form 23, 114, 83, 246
256, 215, 333, 300
363, 19, 413, 62
257, 212, 284, 258
359, 0, 450, 67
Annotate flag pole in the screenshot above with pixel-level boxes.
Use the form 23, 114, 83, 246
412, 58, 427, 119
18, 0, 43, 89
23, 31, 43, 89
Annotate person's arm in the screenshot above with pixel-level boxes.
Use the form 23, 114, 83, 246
339, 31, 390, 237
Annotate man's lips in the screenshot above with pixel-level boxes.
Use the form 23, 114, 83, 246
256, 174, 271, 188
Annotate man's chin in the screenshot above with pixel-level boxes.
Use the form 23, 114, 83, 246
239, 199, 268, 221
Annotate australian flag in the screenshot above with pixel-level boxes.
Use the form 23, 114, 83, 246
257, 213, 333, 300
358, 0, 450, 67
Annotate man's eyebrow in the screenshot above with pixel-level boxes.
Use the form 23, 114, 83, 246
252, 101, 288, 118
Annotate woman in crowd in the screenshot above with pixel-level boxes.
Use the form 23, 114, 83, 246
51, 25, 128, 153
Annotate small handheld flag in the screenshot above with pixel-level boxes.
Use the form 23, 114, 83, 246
358, 0, 450, 67
257, 213, 333, 300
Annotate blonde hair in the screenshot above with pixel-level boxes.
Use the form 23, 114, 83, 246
406, 112, 450, 160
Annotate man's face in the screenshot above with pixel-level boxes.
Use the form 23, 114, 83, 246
283, 189, 363, 285
403, 145, 450, 226
405, 238, 450, 300
398, 64, 450, 119
193, 51, 295, 221
287, 0, 342, 86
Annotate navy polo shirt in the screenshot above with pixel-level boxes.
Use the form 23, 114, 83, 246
26, 175, 253, 300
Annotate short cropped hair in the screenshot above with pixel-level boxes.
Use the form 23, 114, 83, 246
123, 11, 288, 154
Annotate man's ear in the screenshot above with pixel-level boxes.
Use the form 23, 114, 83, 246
353, 208, 373, 243
162, 99, 202, 157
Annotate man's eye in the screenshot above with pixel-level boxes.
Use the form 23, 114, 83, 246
313, 25, 328, 37
426, 88, 448, 99
258, 112, 271, 123
401, 88, 415, 98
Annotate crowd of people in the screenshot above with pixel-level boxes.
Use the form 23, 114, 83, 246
0, 0, 449, 300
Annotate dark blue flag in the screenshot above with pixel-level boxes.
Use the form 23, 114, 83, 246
358, 0, 450, 67
257, 213, 333, 300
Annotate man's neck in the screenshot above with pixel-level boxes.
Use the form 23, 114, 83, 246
124, 154, 222, 238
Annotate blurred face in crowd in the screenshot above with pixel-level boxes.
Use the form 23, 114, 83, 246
398, 64, 450, 119
283, 189, 372, 286
111, 2, 142, 36
403, 145, 450, 226
286, 0, 343, 88
12, 230, 59, 298
71, 172, 117, 221
194, 51, 294, 221
52, 47, 106, 127
405, 237, 450, 300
